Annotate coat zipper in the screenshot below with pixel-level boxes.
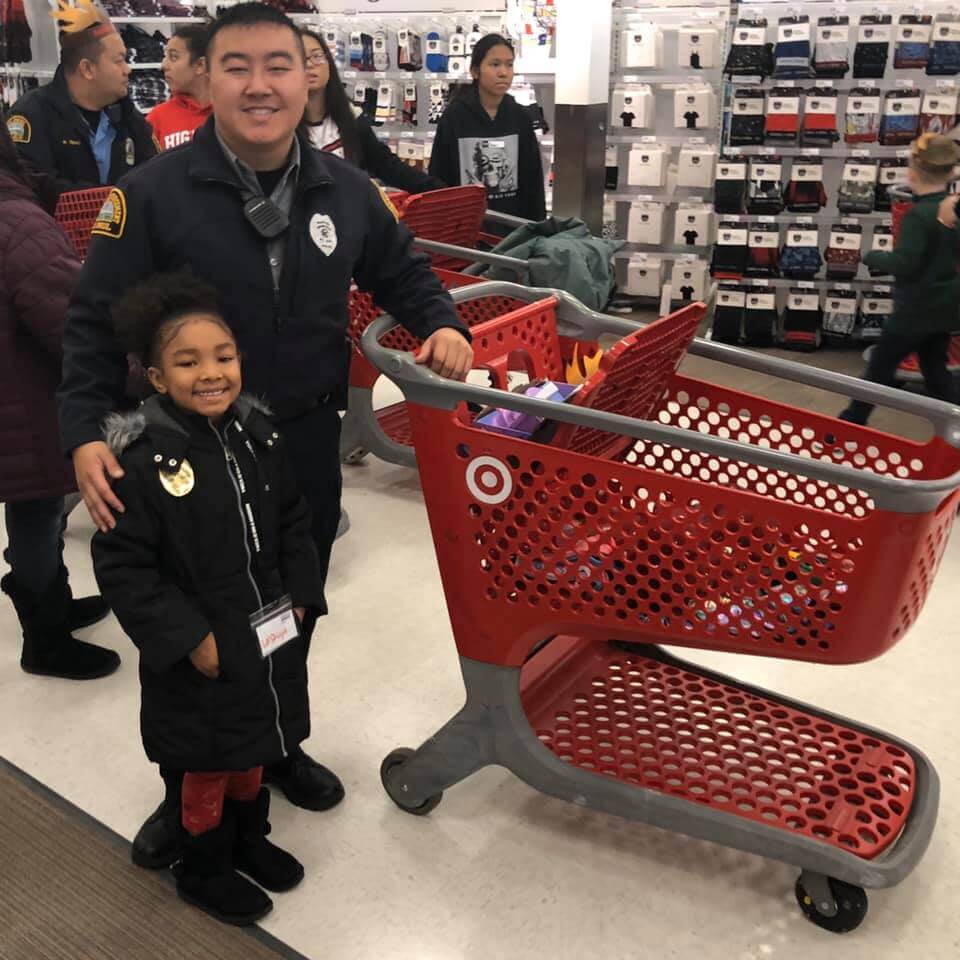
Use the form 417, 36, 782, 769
209, 422, 288, 758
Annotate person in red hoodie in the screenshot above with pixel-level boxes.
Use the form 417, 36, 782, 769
147, 24, 212, 151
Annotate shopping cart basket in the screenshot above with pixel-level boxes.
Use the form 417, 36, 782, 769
363, 280, 960, 933
340, 268, 530, 466
881, 186, 960, 382
53, 186, 112, 260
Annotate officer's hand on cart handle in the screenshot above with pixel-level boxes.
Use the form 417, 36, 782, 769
190, 632, 219, 679
415, 328, 474, 382
937, 195, 958, 229
73, 441, 125, 533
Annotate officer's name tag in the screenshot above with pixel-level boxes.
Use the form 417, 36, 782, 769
250, 595, 298, 658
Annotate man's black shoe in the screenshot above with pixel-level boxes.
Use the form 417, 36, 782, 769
132, 799, 182, 869
69, 594, 111, 630
263, 747, 344, 811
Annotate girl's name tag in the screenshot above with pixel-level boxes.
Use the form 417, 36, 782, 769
250, 595, 298, 658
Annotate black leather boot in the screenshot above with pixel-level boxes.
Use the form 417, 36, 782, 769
230, 788, 304, 893
263, 746, 344, 811
175, 815, 273, 926
1, 571, 119, 680
132, 769, 183, 869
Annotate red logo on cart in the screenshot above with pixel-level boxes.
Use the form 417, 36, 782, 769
466, 456, 514, 505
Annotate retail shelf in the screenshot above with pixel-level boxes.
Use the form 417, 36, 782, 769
0, 67, 54, 76
718, 212, 894, 224
607, 132, 716, 145
111, 16, 203, 23
725, 145, 912, 159
613, 248, 709, 260
725, 276, 892, 290
130, 63, 163, 70
612, 72, 715, 84
727, 77, 958, 92
606, 190, 712, 203
339, 69, 554, 84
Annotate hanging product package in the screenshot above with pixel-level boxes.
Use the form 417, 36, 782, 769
627, 143, 667, 187
745, 222, 781, 278
782, 289, 823, 350
801, 88, 839, 146
677, 144, 717, 188
674, 85, 716, 131
858, 292, 893, 340
824, 223, 863, 280
714, 158, 748, 214
919, 88, 959, 134
671, 259, 708, 301
674, 205, 714, 248
743, 289, 778, 346
620, 22, 662, 69
814, 16, 849, 78
624, 254, 664, 298
780, 223, 822, 279
747, 157, 784, 215
397, 28, 423, 72
876, 159, 909, 211
627, 201, 666, 244
853, 15, 892, 79
838, 160, 878, 214
710, 222, 750, 280
612, 85, 654, 129
785, 160, 826, 213
822, 289, 859, 338
729, 89, 766, 146
894, 15, 933, 70
868, 226, 894, 276
713, 285, 746, 344
425, 30, 449, 72
927, 19, 960, 75
880, 89, 922, 145
844, 88, 882, 143
773, 15, 814, 78
725, 18, 773, 78
764, 87, 801, 143
678, 27, 719, 70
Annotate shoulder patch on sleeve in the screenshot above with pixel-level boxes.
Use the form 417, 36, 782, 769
6, 114, 31, 144
91, 187, 127, 240
375, 182, 400, 222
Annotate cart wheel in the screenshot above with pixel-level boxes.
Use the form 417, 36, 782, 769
380, 748, 443, 816
795, 875, 868, 934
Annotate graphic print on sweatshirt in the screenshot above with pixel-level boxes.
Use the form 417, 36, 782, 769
458, 136, 520, 199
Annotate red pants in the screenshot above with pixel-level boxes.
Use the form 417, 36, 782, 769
181, 767, 263, 836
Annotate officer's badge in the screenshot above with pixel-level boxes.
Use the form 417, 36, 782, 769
159, 458, 195, 497
91, 187, 127, 240
6, 115, 31, 144
309, 213, 338, 256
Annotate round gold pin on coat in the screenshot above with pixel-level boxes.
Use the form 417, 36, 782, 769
159, 458, 195, 497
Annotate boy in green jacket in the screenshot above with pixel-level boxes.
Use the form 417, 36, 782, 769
839, 134, 960, 424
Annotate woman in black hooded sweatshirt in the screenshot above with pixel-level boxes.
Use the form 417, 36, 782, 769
429, 34, 546, 222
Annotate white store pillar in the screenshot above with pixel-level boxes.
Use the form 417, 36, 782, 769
552, 2, 613, 233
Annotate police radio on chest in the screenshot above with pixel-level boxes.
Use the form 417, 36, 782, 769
243, 196, 289, 239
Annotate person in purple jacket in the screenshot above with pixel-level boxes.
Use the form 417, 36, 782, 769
0, 123, 118, 680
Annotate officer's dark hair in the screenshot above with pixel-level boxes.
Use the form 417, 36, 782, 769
469, 34, 514, 81
204, 2, 306, 64
113, 273, 233, 367
298, 29, 360, 164
173, 23, 210, 64
60, 28, 107, 75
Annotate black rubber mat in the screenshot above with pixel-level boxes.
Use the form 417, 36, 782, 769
0, 758, 310, 960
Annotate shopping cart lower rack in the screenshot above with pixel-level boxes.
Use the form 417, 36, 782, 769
361, 282, 960, 934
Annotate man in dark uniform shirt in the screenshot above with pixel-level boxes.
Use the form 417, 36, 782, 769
6, 0, 155, 197
58, 2, 472, 870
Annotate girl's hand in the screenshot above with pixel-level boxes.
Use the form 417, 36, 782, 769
189, 632, 220, 678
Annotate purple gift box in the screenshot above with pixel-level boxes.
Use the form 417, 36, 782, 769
475, 380, 581, 439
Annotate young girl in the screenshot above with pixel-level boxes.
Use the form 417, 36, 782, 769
92, 273, 325, 926
299, 28, 441, 193
429, 34, 546, 221
838, 133, 960, 424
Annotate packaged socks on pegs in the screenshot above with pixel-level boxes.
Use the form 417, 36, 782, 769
725, 19, 773, 78
425, 31, 449, 72
714, 157, 748, 214
782, 289, 823, 350
428, 82, 450, 124
785, 160, 826, 213
868, 226, 894, 276
844, 88, 882, 143
894, 15, 932, 70
773, 15, 814, 79
838, 160, 878, 214
402, 82, 418, 124
324, 28, 344, 67
745, 223, 781, 278
398, 28, 423, 72
747, 157, 784, 214
927, 19, 960, 75
710, 222, 749, 280
875, 159, 909, 211
824, 223, 863, 280
764, 87, 800, 144
858, 292, 893, 340
743, 289, 778, 346
814, 16, 849, 78
729, 89, 765, 146
780, 223, 822, 279
822, 289, 858, 338
853, 16, 892, 79
713, 285, 746, 343
373, 31, 390, 71
880, 89, 921, 145
919, 89, 959, 133
801, 88, 839, 146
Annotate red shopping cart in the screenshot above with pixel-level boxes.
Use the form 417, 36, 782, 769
53, 186, 112, 260
884, 186, 960, 382
363, 280, 960, 933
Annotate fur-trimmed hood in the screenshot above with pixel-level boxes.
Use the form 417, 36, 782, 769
103, 393, 274, 457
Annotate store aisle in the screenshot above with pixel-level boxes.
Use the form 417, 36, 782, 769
0, 365, 958, 959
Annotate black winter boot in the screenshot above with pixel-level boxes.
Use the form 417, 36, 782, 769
230, 788, 304, 893
174, 815, 273, 926
1, 571, 120, 680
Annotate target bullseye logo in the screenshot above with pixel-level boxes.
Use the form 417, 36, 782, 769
466, 456, 513, 505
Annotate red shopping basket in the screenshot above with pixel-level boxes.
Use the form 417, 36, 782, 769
53, 186, 112, 260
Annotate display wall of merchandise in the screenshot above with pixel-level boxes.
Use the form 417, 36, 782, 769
607, 1, 732, 306
712, 0, 960, 348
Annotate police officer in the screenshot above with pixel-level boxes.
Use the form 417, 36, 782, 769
58, 2, 473, 870
6, 0, 155, 198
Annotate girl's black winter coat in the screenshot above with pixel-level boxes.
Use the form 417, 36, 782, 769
92, 394, 324, 772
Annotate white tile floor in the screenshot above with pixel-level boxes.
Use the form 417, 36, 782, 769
2, 364, 960, 959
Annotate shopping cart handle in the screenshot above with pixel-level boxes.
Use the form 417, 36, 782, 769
413, 238, 530, 275
361, 310, 960, 512
483, 209, 531, 229
443, 281, 960, 448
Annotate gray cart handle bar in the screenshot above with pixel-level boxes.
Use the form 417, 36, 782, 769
413, 237, 529, 273
361, 282, 960, 513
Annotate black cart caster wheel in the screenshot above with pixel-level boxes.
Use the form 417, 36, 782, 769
795, 876, 868, 934
380, 748, 443, 816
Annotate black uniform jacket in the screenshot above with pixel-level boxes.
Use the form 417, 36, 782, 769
92, 393, 324, 772
6, 66, 156, 197
58, 116, 467, 452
